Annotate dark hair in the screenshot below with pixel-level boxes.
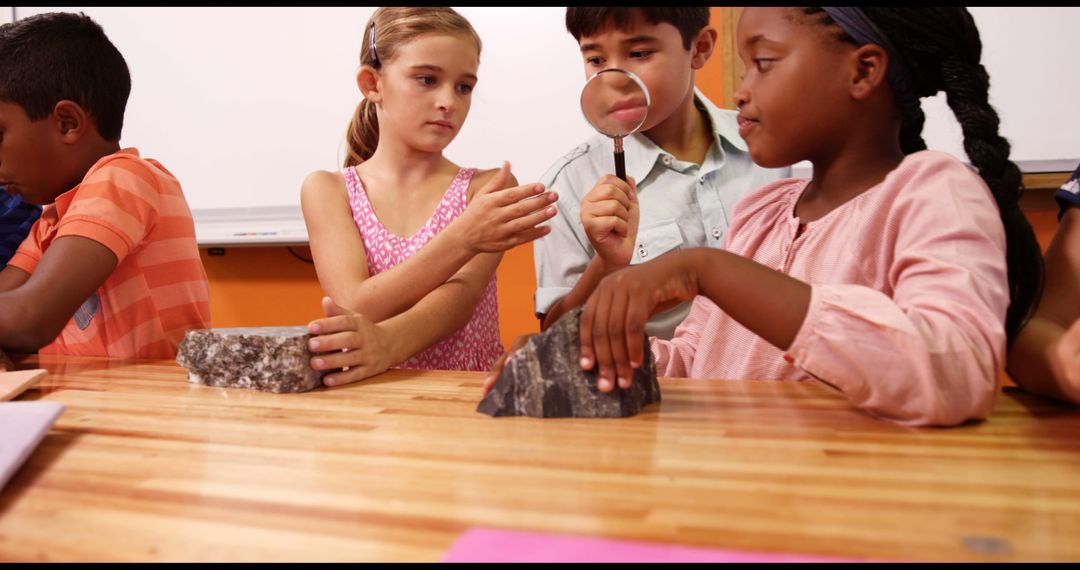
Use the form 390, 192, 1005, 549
566, 7, 710, 50
803, 7, 1043, 345
345, 7, 481, 167
0, 12, 130, 141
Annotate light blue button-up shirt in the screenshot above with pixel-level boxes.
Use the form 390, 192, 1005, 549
534, 89, 790, 339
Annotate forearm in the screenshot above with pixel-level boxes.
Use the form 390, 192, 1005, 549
377, 274, 489, 366
1008, 318, 1078, 403
543, 255, 618, 330
0, 288, 56, 352
335, 224, 475, 322
0, 268, 34, 349
686, 249, 811, 350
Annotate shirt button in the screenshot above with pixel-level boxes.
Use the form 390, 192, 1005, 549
699, 175, 707, 184
638, 244, 648, 258
711, 226, 722, 239
662, 155, 672, 166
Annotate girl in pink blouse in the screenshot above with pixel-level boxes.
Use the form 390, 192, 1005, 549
568, 8, 1044, 426
301, 8, 558, 386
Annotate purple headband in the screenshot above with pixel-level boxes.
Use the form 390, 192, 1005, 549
821, 7, 921, 124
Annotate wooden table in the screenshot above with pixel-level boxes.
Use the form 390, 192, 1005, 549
0, 356, 1078, 562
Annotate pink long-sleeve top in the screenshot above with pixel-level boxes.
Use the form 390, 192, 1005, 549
653, 151, 1010, 426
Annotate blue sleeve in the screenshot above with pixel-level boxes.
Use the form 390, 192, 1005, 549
0, 192, 43, 266
1055, 163, 1080, 221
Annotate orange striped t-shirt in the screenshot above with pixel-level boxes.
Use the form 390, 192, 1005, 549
8, 148, 211, 358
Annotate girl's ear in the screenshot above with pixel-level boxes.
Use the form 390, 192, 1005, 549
689, 25, 718, 70
357, 65, 382, 104
849, 43, 889, 101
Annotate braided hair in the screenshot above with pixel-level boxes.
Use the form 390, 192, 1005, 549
803, 7, 1044, 345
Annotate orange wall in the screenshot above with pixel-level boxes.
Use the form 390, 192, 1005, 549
202, 243, 539, 350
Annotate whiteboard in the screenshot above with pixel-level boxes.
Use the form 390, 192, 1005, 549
15, 7, 596, 214
913, 8, 1080, 166
13, 7, 1080, 220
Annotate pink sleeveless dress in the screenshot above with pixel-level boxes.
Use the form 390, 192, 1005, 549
343, 166, 503, 371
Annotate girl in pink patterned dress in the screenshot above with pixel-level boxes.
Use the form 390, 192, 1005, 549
300, 7, 559, 385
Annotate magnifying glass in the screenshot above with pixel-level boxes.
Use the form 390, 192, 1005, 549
579, 68, 651, 182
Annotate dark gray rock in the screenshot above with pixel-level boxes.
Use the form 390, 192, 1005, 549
176, 327, 323, 393
478, 307, 660, 418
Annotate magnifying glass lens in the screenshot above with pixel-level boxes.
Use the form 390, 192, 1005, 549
580, 69, 651, 181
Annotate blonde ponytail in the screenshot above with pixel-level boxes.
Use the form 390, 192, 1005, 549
344, 97, 379, 167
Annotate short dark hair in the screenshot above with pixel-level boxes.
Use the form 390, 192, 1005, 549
0, 12, 131, 141
566, 7, 710, 50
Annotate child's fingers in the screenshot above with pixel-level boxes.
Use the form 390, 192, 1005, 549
307, 315, 360, 336
606, 288, 635, 389
483, 334, 535, 396
579, 299, 598, 373
506, 203, 558, 233
502, 191, 558, 221
583, 199, 631, 221
308, 329, 365, 354
322, 296, 347, 317
476, 161, 513, 196
586, 216, 628, 239
624, 294, 649, 369
589, 287, 617, 394
586, 183, 632, 210
504, 226, 551, 248
322, 363, 380, 387
482, 353, 509, 396
492, 183, 546, 207
310, 343, 366, 371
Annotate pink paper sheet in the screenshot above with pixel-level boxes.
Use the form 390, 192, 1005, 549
442, 527, 868, 563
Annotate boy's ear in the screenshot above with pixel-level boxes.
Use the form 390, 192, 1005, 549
52, 100, 89, 144
849, 44, 889, 101
356, 65, 382, 104
689, 25, 718, 70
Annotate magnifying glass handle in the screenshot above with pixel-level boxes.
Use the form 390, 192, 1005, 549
614, 136, 627, 182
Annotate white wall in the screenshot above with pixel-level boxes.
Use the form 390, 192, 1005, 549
13, 7, 1080, 213
917, 8, 1079, 164
16, 7, 595, 212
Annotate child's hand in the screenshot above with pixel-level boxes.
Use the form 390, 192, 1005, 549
1055, 318, 1080, 398
578, 253, 697, 393
481, 333, 534, 396
581, 175, 638, 268
308, 297, 393, 387
459, 161, 559, 253
0, 348, 12, 372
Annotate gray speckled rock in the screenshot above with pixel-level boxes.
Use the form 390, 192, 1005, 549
176, 327, 323, 393
478, 307, 659, 418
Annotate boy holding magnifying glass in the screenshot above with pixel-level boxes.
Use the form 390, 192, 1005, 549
534, 7, 788, 340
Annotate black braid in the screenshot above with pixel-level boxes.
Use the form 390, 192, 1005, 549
857, 7, 1043, 344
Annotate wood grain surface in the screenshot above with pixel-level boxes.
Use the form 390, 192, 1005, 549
0, 355, 1077, 562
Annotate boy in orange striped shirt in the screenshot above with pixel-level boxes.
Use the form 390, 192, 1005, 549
0, 12, 210, 358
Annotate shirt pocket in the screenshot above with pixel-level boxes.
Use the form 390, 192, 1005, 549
632, 221, 685, 264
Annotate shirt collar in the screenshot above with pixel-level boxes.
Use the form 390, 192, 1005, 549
51, 147, 140, 217
621, 88, 748, 184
